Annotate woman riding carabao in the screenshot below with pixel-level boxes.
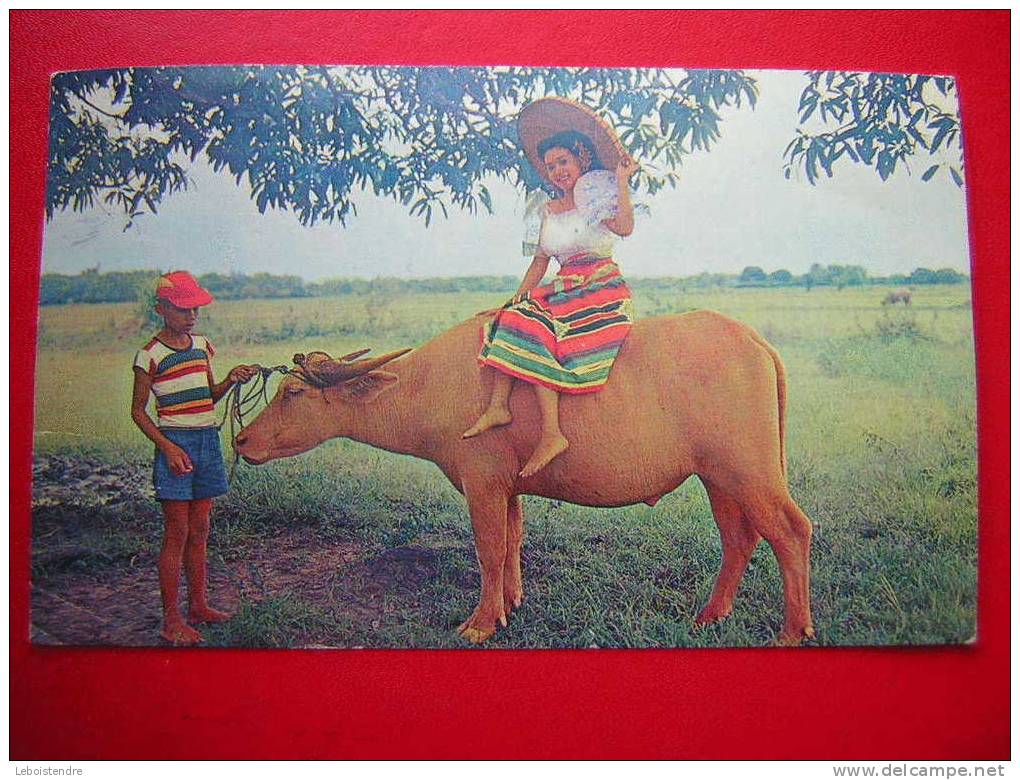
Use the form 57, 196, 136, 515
464, 97, 640, 478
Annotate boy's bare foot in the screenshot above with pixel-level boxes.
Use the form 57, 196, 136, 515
160, 621, 203, 645
462, 409, 513, 439
519, 433, 569, 478
188, 606, 232, 624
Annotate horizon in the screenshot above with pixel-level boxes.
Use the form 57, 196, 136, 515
40, 264, 968, 283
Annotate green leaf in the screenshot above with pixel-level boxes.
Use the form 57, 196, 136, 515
799, 97, 818, 123
930, 118, 954, 152
876, 151, 894, 181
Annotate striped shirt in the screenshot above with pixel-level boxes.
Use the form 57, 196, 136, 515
133, 335, 219, 428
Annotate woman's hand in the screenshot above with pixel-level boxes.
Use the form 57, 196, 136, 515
228, 364, 259, 384
161, 442, 193, 475
616, 155, 639, 183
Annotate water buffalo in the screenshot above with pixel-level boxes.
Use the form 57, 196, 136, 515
882, 288, 912, 305
235, 311, 815, 646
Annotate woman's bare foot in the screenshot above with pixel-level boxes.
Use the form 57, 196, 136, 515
519, 433, 569, 478
188, 606, 232, 624
160, 621, 203, 645
462, 408, 513, 439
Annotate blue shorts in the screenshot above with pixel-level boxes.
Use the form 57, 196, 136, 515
153, 427, 230, 502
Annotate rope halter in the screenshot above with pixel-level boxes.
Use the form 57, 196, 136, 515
223, 347, 411, 481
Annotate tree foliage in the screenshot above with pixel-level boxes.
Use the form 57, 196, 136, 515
739, 265, 767, 284
784, 72, 963, 187
47, 66, 758, 229
38, 267, 158, 305
768, 269, 793, 285
907, 266, 966, 285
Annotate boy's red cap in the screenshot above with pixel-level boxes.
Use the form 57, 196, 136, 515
156, 271, 214, 308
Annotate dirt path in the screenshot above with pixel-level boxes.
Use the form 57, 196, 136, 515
31, 528, 366, 647
30, 455, 464, 648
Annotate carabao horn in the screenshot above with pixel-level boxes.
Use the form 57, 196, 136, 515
293, 349, 412, 386
339, 348, 372, 362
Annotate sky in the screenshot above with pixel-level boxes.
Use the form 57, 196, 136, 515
41, 69, 971, 281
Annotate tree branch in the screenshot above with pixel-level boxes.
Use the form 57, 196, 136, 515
77, 95, 129, 122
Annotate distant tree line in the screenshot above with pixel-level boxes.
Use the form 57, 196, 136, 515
306, 275, 519, 297
38, 267, 158, 306
38, 268, 521, 305
734, 263, 967, 290
38, 264, 968, 306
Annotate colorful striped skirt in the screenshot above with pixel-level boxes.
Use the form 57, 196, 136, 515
478, 255, 634, 394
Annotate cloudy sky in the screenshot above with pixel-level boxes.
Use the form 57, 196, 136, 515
41, 69, 971, 280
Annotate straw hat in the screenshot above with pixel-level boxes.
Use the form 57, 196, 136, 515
518, 97, 628, 177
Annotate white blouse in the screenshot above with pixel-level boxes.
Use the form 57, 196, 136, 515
523, 170, 620, 262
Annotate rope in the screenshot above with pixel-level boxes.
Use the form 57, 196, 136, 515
221, 364, 291, 483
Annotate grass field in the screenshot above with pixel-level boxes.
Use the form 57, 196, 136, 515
31, 283, 977, 648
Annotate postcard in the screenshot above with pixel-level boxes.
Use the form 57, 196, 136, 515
32, 64, 975, 650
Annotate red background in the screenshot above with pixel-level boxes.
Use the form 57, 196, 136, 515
10, 10, 1009, 759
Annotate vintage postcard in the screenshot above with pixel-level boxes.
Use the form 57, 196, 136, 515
32, 65, 975, 649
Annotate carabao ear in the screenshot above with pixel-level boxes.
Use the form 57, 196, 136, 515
338, 371, 399, 403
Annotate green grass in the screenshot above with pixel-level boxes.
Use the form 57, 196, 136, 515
31, 284, 978, 647
203, 596, 334, 648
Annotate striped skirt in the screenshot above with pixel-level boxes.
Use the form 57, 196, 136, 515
478, 255, 633, 393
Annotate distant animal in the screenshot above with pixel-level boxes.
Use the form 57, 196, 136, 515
882, 288, 912, 306
235, 311, 815, 646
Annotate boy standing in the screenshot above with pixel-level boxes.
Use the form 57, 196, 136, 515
130, 271, 257, 645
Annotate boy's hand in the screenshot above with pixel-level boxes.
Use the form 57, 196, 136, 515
228, 365, 259, 384
161, 443, 193, 475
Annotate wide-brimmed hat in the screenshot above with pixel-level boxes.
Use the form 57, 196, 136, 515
156, 270, 214, 309
518, 97, 628, 178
